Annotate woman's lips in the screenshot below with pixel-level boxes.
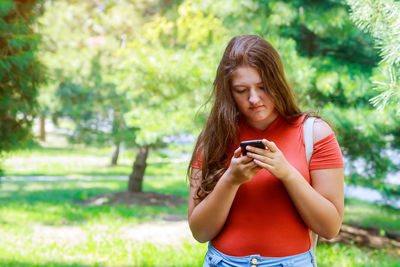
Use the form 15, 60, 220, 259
250, 105, 264, 111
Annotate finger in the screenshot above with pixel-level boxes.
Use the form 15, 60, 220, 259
241, 156, 254, 166
233, 147, 242, 158
239, 155, 254, 164
253, 158, 272, 170
243, 159, 262, 170
251, 162, 263, 170
247, 145, 272, 156
263, 139, 278, 153
247, 152, 274, 164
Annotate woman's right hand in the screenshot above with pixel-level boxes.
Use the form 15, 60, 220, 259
224, 147, 262, 185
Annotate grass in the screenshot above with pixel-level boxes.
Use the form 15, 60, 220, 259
1, 141, 192, 177
344, 198, 400, 235
316, 243, 399, 267
0, 178, 188, 225
1, 142, 399, 266
0, 237, 207, 267
0, 177, 206, 267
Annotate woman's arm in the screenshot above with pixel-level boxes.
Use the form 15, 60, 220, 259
188, 168, 240, 243
247, 119, 344, 239
291, 119, 344, 238
188, 147, 261, 243
279, 167, 343, 239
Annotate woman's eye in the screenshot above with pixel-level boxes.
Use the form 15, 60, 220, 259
258, 87, 264, 90
235, 89, 247, 93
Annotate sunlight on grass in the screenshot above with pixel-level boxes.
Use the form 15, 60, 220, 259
0, 231, 207, 266
344, 198, 400, 234
2, 145, 189, 177
3, 149, 133, 176
317, 243, 400, 267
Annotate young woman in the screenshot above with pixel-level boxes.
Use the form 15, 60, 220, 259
188, 35, 344, 267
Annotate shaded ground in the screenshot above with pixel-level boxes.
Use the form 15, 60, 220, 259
78, 191, 400, 253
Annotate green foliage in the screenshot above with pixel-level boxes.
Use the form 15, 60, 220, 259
118, 43, 218, 145
0, 0, 43, 155
347, 0, 400, 111
40, 1, 223, 148
322, 104, 399, 190
35, 0, 400, 195
258, 0, 400, 183
347, 0, 400, 66
38, 1, 136, 146
111, 1, 228, 145
38, 0, 222, 147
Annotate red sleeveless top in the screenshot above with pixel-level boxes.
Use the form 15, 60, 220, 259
192, 114, 343, 257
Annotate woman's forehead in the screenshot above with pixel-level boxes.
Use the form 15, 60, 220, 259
232, 66, 262, 86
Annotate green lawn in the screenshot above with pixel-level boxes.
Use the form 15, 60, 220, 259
344, 198, 400, 235
1, 144, 399, 266
1, 140, 191, 178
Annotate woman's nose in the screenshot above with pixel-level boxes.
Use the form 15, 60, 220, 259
248, 88, 260, 103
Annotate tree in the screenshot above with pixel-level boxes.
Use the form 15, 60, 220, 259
37, 1, 139, 164
0, 0, 43, 172
346, 0, 400, 112
118, 4, 227, 192
37, 0, 223, 192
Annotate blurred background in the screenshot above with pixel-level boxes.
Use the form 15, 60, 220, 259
1, 0, 399, 266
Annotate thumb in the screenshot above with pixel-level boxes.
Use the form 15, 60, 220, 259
233, 147, 242, 158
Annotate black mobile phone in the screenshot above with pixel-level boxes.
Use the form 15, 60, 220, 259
240, 140, 266, 156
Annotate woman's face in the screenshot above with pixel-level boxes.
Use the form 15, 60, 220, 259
231, 66, 278, 130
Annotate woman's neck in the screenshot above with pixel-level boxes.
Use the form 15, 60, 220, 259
246, 111, 279, 131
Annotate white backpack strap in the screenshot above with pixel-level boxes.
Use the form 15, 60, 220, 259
304, 117, 316, 166
303, 116, 318, 263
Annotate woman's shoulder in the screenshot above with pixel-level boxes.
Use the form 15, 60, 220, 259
312, 118, 334, 144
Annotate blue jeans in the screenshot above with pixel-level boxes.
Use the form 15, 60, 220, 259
203, 243, 316, 267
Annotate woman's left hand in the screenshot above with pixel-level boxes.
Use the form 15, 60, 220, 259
246, 139, 297, 181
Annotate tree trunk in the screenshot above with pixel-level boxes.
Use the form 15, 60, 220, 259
39, 115, 46, 141
110, 141, 120, 166
128, 145, 149, 193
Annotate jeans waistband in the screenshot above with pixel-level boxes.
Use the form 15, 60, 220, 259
205, 243, 316, 267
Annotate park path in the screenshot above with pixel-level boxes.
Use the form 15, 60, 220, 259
31, 218, 196, 246
120, 219, 196, 245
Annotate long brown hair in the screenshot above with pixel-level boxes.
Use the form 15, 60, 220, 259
188, 35, 304, 201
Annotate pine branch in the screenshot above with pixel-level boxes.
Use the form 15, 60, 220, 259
346, 0, 400, 110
